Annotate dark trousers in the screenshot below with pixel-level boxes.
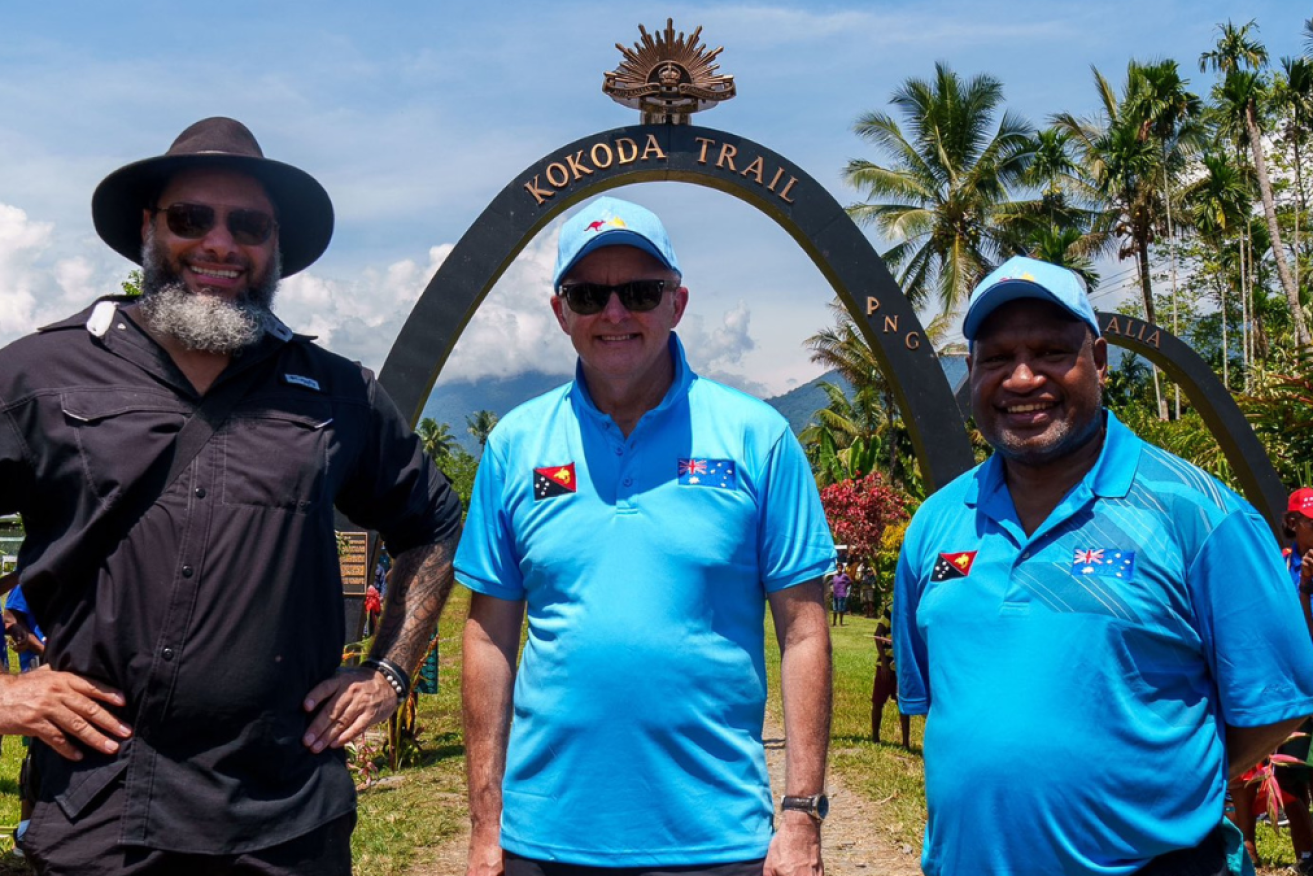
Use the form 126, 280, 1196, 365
1135, 825, 1228, 876
505, 852, 767, 876
23, 781, 355, 876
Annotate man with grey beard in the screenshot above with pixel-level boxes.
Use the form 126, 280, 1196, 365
136, 217, 280, 354
0, 117, 462, 875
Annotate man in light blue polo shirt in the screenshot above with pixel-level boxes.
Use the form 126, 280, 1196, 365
895, 255, 1313, 875
457, 197, 835, 876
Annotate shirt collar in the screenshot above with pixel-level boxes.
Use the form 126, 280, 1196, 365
569, 332, 696, 424
966, 409, 1140, 511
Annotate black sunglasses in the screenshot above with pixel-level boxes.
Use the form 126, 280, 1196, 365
557, 280, 666, 315
154, 202, 278, 246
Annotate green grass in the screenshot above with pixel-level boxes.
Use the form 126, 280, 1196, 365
1, 645, 29, 873
763, 610, 927, 852
349, 587, 471, 874
829, 614, 926, 851
1255, 818, 1297, 870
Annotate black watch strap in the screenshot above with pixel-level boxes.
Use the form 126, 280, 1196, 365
781, 793, 829, 822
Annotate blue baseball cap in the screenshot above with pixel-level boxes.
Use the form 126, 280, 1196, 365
963, 256, 1101, 341
552, 196, 681, 288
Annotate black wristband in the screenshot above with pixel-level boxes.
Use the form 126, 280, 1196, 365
362, 657, 411, 703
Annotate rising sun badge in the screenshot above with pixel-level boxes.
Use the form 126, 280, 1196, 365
603, 19, 736, 124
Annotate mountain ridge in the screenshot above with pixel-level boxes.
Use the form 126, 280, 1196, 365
420, 357, 968, 454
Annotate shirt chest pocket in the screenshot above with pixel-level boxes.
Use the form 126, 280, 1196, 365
60, 390, 192, 501
222, 396, 333, 511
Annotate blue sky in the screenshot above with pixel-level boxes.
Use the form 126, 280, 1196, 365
0, 1, 1306, 398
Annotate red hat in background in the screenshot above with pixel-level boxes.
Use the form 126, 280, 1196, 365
1289, 488, 1313, 519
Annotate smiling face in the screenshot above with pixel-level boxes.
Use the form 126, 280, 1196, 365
968, 298, 1108, 471
136, 167, 281, 354
141, 166, 279, 303
551, 245, 687, 406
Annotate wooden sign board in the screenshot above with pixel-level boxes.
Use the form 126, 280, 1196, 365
338, 531, 371, 597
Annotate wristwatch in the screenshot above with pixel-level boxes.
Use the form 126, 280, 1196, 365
781, 793, 829, 823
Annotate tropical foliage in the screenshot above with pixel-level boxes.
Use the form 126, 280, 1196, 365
417, 417, 479, 514
843, 62, 1037, 315
805, 14, 1313, 509
818, 472, 911, 582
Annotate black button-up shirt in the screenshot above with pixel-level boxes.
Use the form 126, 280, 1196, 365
0, 299, 461, 853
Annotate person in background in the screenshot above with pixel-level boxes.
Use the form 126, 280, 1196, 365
4, 584, 46, 857
831, 565, 852, 627
1274, 489, 1313, 873
5, 585, 45, 671
872, 606, 910, 748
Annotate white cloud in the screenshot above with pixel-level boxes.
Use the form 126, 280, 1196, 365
0, 204, 119, 342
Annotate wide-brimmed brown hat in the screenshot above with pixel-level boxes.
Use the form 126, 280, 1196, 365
92, 117, 333, 276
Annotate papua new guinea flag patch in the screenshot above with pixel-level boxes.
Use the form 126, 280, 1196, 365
534, 464, 577, 501
931, 551, 978, 581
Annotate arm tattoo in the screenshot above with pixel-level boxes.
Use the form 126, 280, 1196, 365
371, 538, 458, 675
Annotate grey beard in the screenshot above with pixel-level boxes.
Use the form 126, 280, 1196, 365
137, 228, 281, 354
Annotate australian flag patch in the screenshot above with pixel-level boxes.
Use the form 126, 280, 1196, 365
678, 458, 736, 489
1072, 548, 1136, 579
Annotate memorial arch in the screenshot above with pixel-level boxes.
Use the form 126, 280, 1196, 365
378, 124, 975, 492
377, 124, 1287, 527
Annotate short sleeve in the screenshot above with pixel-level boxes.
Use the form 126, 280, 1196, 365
454, 437, 525, 600
335, 375, 462, 554
755, 430, 836, 592
1190, 510, 1313, 727
894, 522, 931, 715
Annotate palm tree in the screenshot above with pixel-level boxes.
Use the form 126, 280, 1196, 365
1200, 20, 1307, 348
465, 410, 499, 449
1054, 63, 1193, 330
1130, 59, 1202, 416
843, 62, 1036, 317
1027, 226, 1100, 288
1182, 151, 1253, 387
799, 383, 885, 487
416, 418, 456, 460
1276, 57, 1313, 291
803, 299, 954, 492
1055, 62, 1185, 417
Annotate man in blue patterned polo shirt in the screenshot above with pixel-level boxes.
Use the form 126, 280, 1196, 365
456, 196, 836, 876
895, 255, 1313, 875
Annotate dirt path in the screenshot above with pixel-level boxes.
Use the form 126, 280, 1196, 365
763, 719, 922, 876
408, 715, 921, 875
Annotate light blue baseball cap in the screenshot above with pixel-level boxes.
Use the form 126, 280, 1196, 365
963, 256, 1101, 341
552, 196, 681, 289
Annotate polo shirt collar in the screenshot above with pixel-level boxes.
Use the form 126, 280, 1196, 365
966, 410, 1140, 537
570, 332, 695, 424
